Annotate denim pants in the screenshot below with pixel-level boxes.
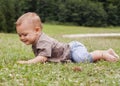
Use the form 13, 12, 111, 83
69, 41, 93, 63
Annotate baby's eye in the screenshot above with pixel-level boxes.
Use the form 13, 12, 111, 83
23, 34, 28, 36
18, 34, 21, 37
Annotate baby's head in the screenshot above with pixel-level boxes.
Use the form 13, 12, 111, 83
16, 12, 42, 45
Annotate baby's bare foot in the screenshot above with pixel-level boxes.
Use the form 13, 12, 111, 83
107, 48, 119, 58
102, 51, 119, 62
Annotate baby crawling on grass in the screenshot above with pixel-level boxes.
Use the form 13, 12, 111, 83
15, 12, 119, 64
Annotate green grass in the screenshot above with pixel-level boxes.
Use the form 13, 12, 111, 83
0, 24, 120, 86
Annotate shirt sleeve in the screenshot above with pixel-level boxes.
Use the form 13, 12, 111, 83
36, 41, 52, 57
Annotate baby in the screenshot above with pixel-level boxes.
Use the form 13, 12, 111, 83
16, 12, 119, 64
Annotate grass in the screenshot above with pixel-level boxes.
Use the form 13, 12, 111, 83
0, 24, 120, 86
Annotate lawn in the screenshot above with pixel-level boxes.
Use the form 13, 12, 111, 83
0, 24, 120, 86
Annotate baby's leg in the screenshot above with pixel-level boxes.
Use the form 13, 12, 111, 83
90, 49, 119, 62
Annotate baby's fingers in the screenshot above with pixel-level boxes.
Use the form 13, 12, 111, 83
17, 60, 27, 64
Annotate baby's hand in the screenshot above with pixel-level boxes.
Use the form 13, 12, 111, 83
17, 60, 28, 64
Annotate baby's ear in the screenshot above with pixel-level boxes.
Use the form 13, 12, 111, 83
35, 27, 41, 32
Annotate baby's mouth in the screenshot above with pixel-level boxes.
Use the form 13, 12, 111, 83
22, 40, 28, 43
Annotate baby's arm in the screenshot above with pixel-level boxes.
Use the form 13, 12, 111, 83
17, 56, 48, 64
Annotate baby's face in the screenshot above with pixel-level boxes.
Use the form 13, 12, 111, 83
16, 21, 40, 45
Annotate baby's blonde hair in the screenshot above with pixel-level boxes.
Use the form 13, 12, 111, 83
16, 12, 42, 29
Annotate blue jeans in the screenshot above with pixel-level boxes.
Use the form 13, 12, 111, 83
69, 41, 93, 63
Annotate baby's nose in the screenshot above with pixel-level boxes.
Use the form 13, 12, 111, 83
20, 35, 25, 40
